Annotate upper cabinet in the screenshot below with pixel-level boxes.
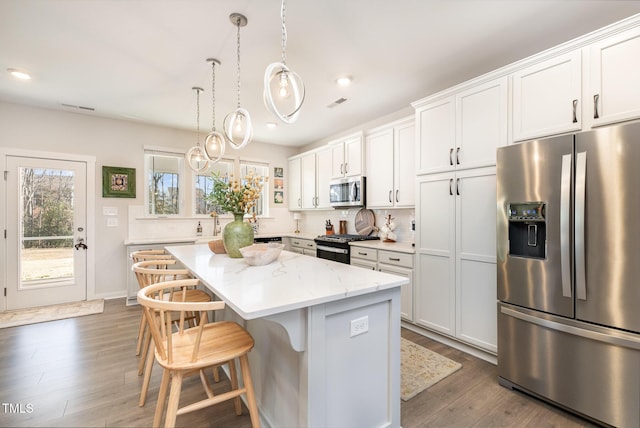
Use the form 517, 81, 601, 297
589, 26, 640, 127
330, 132, 363, 179
365, 116, 415, 208
288, 146, 332, 211
288, 156, 302, 211
512, 51, 582, 142
415, 77, 507, 175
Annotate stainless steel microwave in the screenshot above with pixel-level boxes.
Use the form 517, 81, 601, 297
329, 176, 365, 207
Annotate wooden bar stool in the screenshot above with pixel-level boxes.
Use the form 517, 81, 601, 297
138, 279, 260, 428
133, 259, 211, 407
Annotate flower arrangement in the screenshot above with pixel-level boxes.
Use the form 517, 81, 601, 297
206, 171, 267, 215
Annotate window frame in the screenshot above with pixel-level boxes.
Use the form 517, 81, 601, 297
144, 147, 185, 217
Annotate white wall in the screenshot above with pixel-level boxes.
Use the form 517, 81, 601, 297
0, 101, 297, 299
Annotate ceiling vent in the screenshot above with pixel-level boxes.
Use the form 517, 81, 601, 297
61, 103, 95, 111
327, 98, 348, 109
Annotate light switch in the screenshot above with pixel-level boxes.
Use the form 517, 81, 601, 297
103, 206, 118, 216
106, 217, 118, 227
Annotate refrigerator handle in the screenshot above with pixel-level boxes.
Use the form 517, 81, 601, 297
560, 154, 572, 298
575, 151, 587, 300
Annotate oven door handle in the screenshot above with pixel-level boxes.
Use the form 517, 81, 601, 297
316, 245, 349, 254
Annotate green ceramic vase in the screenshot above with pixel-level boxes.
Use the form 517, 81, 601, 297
223, 212, 255, 258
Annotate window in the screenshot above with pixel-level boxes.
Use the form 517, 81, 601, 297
194, 160, 233, 215
145, 152, 183, 215
240, 161, 269, 217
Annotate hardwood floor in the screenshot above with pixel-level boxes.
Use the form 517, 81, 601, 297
0, 299, 597, 427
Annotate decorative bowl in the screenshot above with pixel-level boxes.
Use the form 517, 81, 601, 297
208, 239, 226, 254
239, 243, 284, 266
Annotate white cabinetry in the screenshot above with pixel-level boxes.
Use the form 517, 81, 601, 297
365, 117, 415, 208
589, 26, 640, 127
298, 146, 332, 210
288, 156, 302, 210
415, 167, 496, 353
290, 237, 316, 256
351, 246, 414, 321
512, 51, 582, 141
416, 77, 507, 174
330, 132, 363, 179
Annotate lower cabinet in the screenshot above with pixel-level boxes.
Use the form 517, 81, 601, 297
289, 237, 317, 256
351, 247, 414, 322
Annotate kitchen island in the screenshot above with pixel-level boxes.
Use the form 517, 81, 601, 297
166, 243, 406, 428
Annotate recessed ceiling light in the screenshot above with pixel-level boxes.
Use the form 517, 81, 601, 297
336, 76, 352, 87
7, 68, 31, 80
266, 122, 278, 129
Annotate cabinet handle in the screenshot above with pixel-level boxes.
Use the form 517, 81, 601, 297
456, 178, 460, 196
449, 178, 453, 196
456, 147, 460, 165
449, 148, 454, 166
388, 190, 392, 203
340, 163, 344, 175
358, 252, 368, 256
593, 94, 600, 119
344, 163, 348, 174
307, 243, 314, 247
395, 189, 399, 203
572, 99, 578, 123
388, 257, 400, 262
298, 198, 301, 207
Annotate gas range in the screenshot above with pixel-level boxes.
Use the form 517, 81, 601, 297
314, 234, 379, 264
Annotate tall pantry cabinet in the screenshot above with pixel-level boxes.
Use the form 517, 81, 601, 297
413, 77, 505, 353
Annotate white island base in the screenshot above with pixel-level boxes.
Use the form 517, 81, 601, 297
167, 244, 404, 428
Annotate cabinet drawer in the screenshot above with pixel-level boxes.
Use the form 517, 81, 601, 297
351, 247, 377, 261
291, 238, 316, 251
378, 250, 413, 268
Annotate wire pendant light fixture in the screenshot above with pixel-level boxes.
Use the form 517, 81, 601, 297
223, 13, 253, 150
186, 86, 210, 172
203, 58, 225, 164
263, 0, 305, 124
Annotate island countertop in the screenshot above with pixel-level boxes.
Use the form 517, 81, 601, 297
166, 243, 408, 320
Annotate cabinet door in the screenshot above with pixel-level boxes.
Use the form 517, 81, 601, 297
288, 157, 302, 210
415, 173, 455, 335
330, 142, 345, 179
344, 135, 363, 177
512, 50, 582, 141
394, 121, 415, 207
455, 168, 497, 352
590, 26, 640, 127
456, 77, 507, 169
379, 263, 413, 322
301, 152, 317, 209
416, 97, 455, 175
315, 147, 333, 209
365, 128, 394, 208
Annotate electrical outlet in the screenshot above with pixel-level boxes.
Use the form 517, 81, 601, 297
350, 316, 368, 337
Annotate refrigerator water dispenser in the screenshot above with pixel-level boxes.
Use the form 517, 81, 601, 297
507, 202, 546, 259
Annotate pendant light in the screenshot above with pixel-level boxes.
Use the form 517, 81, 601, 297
263, 0, 305, 124
186, 87, 210, 172
203, 58, 225, 164
223, 13, 253, 150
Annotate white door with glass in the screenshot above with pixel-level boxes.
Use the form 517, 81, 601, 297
5, 156, 87, 310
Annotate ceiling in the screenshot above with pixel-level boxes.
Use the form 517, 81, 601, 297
2, 1, 640, 147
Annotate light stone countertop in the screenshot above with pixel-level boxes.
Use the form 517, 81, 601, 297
166, 243, 407, 320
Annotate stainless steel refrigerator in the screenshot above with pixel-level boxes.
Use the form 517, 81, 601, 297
497, 122, 640, 428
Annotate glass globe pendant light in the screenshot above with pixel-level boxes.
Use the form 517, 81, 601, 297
223, 13, 253, 150
186, 86, 210, 172
263, 0, 305, 124
203, 58, 225, 164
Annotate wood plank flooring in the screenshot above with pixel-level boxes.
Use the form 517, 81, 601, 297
0, 299, 597, 427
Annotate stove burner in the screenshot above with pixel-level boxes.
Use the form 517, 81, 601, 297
315, 234, 380, 243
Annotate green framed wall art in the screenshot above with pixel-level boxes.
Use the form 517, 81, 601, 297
102, 166, 136, 198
